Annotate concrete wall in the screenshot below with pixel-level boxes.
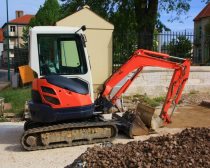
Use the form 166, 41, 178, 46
115, 66, 210, 98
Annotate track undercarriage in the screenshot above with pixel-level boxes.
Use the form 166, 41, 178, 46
21, 119, 117, 151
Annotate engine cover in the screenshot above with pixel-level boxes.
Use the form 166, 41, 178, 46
30, 75, 94, 122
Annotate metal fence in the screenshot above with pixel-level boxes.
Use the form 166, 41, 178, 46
13, 48, 29, 72
1, 31, 210, 74
112, 31, 210, 71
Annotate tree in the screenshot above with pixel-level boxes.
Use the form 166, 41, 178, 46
22, 0, 61, 48
60, 0, 209, 59
30, 0, 61, 26
60, 0, 114, 19
110, 1, 138, 63
133, 0, 193, 49
21, 26, 30, 48
167, 35, 192, 58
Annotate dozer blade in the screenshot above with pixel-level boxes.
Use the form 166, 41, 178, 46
136, 103, 163, 130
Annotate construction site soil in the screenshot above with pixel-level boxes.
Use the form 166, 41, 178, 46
67, 127, 210, 168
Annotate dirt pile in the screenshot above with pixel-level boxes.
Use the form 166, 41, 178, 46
67, 128, 210, 168
180, 93, 210, 105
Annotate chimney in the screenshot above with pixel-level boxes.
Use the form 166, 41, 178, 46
16, 11, 24, 18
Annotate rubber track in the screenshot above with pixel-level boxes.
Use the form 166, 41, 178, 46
21, 121, 118, 151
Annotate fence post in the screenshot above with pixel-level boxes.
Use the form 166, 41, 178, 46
157, 33, 161, 52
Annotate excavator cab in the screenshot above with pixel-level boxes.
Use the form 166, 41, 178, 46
28, 26, 95, 123
38, 34, 86, 75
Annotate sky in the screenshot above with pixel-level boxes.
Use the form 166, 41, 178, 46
0, 0, 207, 31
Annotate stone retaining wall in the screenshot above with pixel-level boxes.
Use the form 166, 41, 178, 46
122, 66, 210, 97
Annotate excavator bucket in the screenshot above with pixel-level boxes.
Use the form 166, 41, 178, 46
114, 103, 164, 138
135, 103, 163, 130
113, 111, 149, 138
128, 109, 149, 137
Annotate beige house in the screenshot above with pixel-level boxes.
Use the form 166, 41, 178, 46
2, 11, 33, 65
56, 6, 114, 95
194, 3, 210, 64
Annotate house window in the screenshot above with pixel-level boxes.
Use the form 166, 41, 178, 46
10, 26, 16, 32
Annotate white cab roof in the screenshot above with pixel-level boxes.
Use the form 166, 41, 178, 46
31, 26, 83, 34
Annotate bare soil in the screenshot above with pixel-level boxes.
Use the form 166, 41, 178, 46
167, 105, 210, 128
180, 93, 210, 105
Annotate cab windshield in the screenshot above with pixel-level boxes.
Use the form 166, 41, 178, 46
37, 34, 87, 76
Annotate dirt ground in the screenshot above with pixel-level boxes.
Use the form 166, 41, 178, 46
0, 105, 209, 168
167, 105, 210, 128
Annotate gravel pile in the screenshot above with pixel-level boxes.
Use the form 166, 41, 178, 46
67, 128, 210, 168
180, 93, 210, 105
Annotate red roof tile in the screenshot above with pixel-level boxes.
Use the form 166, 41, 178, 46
194, 3, 210, 21
9, 14, 34, 24
0, 29, 3, 42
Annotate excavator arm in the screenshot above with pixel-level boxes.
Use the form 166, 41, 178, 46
97, 49, 190, 124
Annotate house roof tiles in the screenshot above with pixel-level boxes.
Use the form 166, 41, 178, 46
194, 3, 210, 21
9, 14, 34, 24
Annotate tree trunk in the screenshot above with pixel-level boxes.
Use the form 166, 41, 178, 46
134, 0, 158, 50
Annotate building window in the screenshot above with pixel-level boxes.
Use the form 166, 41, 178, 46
10, 26, 16, 32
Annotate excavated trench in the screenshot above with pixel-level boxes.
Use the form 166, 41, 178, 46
67, 127, 210, 168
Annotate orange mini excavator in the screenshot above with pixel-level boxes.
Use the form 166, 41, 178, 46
21, 26, 190, 150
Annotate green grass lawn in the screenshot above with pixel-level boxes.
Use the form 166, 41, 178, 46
133, 94, 165, 107
0, 87, 164, 117
0, 87, 31, 116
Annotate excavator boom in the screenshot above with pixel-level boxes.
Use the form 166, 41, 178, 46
98, 49, 190, 125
